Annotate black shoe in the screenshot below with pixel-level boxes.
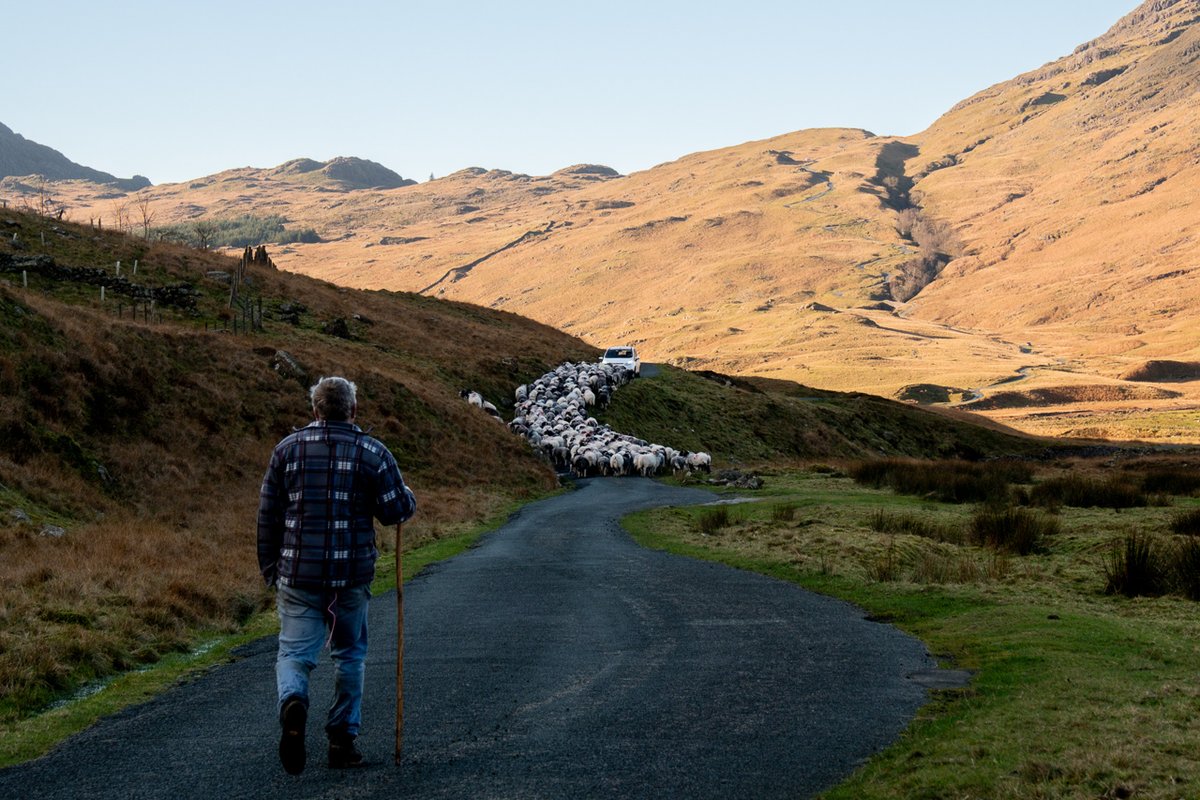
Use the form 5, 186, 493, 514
328, 736, 365, 769
279, 697, 307, 775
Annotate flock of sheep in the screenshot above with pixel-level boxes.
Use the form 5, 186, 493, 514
462, 361, 711, 478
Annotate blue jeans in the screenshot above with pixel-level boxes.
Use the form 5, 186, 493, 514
275, 583, 371, 738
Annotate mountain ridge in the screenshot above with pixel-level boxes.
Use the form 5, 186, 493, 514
0, 122, 149, 191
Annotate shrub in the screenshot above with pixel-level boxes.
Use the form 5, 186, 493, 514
1139, 468, 1200, 497
849, 459, 1030, 504
1170, 508, 1200, 536
1168, 538, 1200, 600
865, 539, 901, 582
695, 506, 731, 534
910, 550, 964, 584
989, 461, 1038, 485
1030, 474, 1147, 510
969, 506, 1058, 555
770, 504, 797, 522
849, 459, 896, 487
1104, 534, 1167, 597
869, 509, 960, 543
911, 550, 1010, 585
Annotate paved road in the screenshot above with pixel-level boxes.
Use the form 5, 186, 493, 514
0, 479, 934, 799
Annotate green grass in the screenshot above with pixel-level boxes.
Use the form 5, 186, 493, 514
623, 468, 1200, 799
0, 497, 540, 769
870, 508, 961, 543
598, 365, 1049, 463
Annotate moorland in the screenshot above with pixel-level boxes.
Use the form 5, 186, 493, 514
8, 0, 1200, 442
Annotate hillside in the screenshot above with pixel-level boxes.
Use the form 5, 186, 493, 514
0, 206, 593, 721
29, 130, 1012, 398
0, 122, 148, 191
898, 0, 1200, 413
5, 1, 1199, 444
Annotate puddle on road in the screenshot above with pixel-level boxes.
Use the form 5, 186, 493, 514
907, 668, 973, 690
689, 618, 789, 626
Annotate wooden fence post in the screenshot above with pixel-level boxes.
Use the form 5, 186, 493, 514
395, 522, 405, 766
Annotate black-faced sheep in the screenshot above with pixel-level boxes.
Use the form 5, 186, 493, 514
462, 389, 502, 420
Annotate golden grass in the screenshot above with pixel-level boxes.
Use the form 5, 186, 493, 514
24, 3, 1200, 445
0, 208, 592, 722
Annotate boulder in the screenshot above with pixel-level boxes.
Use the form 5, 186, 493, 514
709, 469, 764, 489
271, 350, 307, 382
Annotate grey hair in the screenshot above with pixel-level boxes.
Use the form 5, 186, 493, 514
310, 376, 357, 421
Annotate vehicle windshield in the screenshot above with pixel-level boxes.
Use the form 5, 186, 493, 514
605, 348, 633, 358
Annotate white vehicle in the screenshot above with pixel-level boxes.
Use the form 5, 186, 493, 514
600, 346, 641, 376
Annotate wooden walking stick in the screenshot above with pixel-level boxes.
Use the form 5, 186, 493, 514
395, 522, 405, 766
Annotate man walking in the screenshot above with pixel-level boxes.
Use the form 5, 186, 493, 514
257, 376, 416, 774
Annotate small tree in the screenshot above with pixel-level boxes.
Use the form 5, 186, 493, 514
135, 192, 156, 239
109, 198, 131, 233
35, 176, 52, 217
193, 219, 218, 250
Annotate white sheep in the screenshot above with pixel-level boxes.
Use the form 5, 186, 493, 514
505, 359, 707, 479
632, 452, 658, 477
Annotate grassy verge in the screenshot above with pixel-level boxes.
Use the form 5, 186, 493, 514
599, 364, 1049, 463
0, 494, 547, 769
625, 467, 1200, 799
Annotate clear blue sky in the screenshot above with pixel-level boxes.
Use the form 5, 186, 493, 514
2, 0, 1139, 185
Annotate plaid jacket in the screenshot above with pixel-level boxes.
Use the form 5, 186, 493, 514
257, 420, 416, 589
